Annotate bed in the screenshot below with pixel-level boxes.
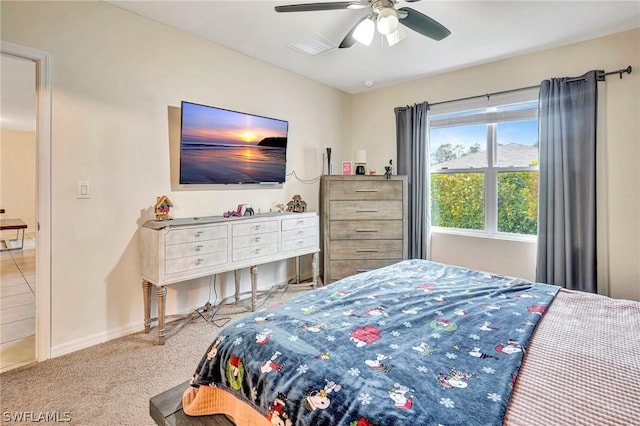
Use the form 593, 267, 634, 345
181, 259, 640, 425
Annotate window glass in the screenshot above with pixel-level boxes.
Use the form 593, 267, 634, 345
497, 171, 538, 235
428, 92, 538, 237
496, 120, 538, 167
431, 172, 484, 230
430, 124, 487, 169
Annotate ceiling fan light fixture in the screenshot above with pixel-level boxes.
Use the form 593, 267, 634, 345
353, 16, 375, 46
386, 25, 406, 46
376, 7, 399, 35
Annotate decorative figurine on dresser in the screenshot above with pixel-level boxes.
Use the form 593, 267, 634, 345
287, 194, 308, 213
319, 175, 408, 284
154, 196, 173, 220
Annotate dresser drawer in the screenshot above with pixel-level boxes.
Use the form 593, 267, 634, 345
165, 225, 227, 245
165, 239, 227, 260
232, 220, 278, 237
329, 200, 403, 220
165, 251, 227, 275
329, 259, 401, 281
282, 216, 317, 230
329, 180, 403, 201
233, 232, 278, 250
281, 236, 317, 252
282, 227, 317, 242
330, 240, 403, 260
329, 220, 403, 240
232, 243, 278, 262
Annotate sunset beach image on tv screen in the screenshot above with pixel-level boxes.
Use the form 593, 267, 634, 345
179, 102, 288, 184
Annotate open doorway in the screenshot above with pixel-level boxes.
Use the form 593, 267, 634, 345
0, 42, 51, 371
0, 53, 37, 371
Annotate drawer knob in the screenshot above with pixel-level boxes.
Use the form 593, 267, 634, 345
195, 245, 203, 252
195, 231, 203, 237
254, 225, 261, 230
254, 236, 262, 243
297, 230, 305, 236
253, 248, 262, 255
195, 258, 204, 265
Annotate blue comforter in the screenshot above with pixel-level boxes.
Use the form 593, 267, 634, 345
190, 259, 559, 425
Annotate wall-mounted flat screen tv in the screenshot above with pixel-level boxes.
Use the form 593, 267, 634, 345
179, 101, 288, 184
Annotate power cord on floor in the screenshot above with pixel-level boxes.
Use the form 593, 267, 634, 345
191, 274, 317, 327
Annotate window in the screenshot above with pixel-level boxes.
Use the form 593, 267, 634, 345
429, 90, 538, 237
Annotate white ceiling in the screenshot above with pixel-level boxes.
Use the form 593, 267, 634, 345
2, 1, 639, 132
107, 0, 640, 94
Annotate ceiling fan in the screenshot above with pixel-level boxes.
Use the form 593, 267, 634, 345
274, 0, 451, 48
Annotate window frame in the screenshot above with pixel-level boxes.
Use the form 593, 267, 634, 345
428, 88, 539, 241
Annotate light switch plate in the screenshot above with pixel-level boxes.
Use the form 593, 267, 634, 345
77, 181, 91, 199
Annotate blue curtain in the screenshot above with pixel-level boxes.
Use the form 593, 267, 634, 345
536, 70, 602, 292
395, 102, 430, 259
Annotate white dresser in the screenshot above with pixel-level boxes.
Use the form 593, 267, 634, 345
140, 212, 319, 344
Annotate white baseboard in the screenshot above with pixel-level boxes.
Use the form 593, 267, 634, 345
49, 273, 315, 358
50, 321, 144, 358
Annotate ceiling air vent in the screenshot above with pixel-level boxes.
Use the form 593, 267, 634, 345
287, 33, 336, 56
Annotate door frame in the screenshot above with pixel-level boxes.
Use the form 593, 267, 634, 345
1, 41, 52, 361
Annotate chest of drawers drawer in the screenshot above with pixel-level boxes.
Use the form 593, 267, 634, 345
330, 240, 403, 260
328, 180, 403, 200
232, 242, 279, 262
282, 216, 317, 230
165, 251, 228, 275
329, 220, 403, 240
329, 200, 403, 220
329, 259, 400, 281
165, 238, 227, 260
282, 226, 317, 241
165, 225, 227, 245
232, 220, 278, 237
232, 232, 278, 250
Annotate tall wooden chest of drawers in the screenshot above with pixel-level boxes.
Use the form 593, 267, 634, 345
320, 175, 408, 283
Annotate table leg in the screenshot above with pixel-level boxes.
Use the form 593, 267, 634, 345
312, 252, 318, 288
295, 256, 300, 284
156, 285, 167, 345
234, 269, 240, 305
142, 280, 152, 334
250, 265, 257, 312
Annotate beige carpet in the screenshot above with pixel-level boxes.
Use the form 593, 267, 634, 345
0, 286, 312, 425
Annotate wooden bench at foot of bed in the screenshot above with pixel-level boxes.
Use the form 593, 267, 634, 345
150, 381, 233, 426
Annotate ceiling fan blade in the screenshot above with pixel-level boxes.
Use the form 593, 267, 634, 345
275, 2, 363, 13
339, 15, 369, 48
398, 7, 451, 41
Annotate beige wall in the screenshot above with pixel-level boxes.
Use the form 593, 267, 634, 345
1, 1, 351, 355
351, 29, 640, 302
2, 1, 638, 357
0, 129, 36, 235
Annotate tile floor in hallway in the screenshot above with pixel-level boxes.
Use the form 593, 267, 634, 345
0, 234, 36, 372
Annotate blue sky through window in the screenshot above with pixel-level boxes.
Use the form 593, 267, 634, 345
430, 120, 538, 151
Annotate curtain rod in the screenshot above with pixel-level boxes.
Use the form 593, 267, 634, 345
429, 65, 633, 107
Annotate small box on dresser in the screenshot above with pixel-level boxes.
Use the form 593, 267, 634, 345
320, 175, 408, 284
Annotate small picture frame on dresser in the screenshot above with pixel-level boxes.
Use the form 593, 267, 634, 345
342, 161, 353, 175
